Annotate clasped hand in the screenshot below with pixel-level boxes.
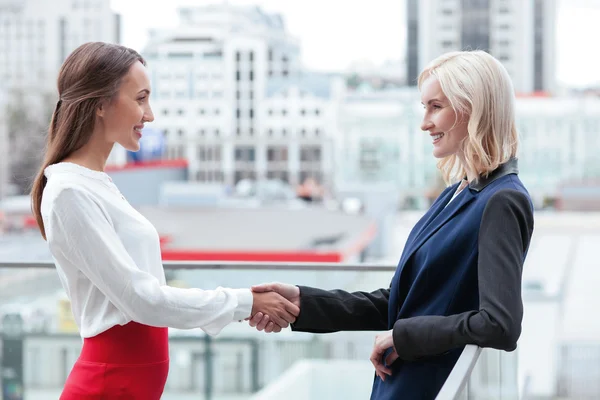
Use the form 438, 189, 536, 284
370, 329, 399, 381
248, 282, 301, 333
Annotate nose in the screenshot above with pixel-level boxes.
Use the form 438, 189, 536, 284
144, 105, 155, 123
421, 115, 433, 132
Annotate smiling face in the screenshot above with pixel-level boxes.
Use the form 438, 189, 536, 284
420, 75, 469, 159
97, 61, 154, 152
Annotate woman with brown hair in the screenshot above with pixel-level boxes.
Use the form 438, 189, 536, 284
30, 42, 298, 399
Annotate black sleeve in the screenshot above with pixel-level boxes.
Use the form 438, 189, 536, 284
291, 286, 390, 333
391, 189, 534, 361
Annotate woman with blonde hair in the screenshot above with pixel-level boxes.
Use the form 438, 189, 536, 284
249, 50, 534, 399
30, 42, 298, 399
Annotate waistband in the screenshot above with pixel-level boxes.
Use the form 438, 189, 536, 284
80, 322, 169, 364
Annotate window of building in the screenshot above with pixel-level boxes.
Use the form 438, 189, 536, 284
234, 146, 256, 162
300, 146, 322, 162
267, 146, 288, 162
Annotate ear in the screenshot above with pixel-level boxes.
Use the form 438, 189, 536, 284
96, 101, 106, 118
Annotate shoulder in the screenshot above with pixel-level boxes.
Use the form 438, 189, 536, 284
42, 176, 101, 217
481, 189, 534, 232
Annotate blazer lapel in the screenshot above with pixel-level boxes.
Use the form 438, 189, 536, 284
397, 188, 476, 278
412, 184, 458, 244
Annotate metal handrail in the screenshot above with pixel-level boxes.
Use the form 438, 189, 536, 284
0, 260, 398, 271
1, 260, 481, 398
435, 345, 482, 400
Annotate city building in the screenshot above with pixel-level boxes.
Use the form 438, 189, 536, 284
0, 0, 120, 95
0, 90, 9, 200
132, 4, 339, 187
336, 86, 600, 206
405, 0, 557, 94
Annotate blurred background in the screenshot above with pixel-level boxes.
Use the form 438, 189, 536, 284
1, 0, 599, 399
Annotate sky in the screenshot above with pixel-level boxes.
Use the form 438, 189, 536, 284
110, 0, 600, 88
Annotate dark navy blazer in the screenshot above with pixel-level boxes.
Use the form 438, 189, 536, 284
292, 158, 535, 400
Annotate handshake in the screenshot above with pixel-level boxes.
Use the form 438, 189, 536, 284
248, 282, 300, 333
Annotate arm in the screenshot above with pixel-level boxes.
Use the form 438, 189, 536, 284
46, 187, 253, 336
391, 189, 534, 361
291, 285, 390, 333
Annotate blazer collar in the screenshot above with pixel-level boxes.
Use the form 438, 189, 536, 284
469, 158, 519, 192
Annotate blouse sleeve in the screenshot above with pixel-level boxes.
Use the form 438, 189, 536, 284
45, 186, 253, 336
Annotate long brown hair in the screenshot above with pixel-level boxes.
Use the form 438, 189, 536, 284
31, 42, 145, 239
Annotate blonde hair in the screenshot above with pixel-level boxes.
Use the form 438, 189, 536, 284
418, 50, 519, 184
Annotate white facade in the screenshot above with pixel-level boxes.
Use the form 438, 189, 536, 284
337, 88, 437, 196
140, 5, 338, 186
407, 0, 557, 94
337, 87, 600, 203
0, 0, 119, 94
0, 89, 8, 199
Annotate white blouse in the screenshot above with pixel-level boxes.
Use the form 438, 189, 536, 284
41, 162, 253, 338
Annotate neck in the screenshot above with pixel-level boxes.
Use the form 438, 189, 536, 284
63, 130, 114, 172
457, 152, 479, 183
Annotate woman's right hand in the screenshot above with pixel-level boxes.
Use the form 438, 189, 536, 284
251, 290, 300, 331
249, 282, 301, 332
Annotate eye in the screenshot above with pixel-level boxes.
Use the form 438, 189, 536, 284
137, 96, 147, 103
432, 104, 442, 109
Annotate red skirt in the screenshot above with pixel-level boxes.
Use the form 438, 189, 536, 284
60, 322, 170, 400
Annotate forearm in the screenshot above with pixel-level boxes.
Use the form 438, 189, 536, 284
292, 286, 390, 333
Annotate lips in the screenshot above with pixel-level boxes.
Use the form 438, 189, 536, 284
134, 125, 144, 137
431, 133, 444, 141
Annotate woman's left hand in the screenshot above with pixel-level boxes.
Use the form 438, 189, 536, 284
370, 329, 399, 381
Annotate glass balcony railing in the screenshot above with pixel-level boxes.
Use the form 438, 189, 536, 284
0, 261, 519, 400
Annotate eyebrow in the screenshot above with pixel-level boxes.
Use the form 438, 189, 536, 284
138, 89, 150, 95
421, 98, 444, 105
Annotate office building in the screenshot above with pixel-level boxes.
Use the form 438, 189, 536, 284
406, 0, 557, 93
138, 4, 339, 186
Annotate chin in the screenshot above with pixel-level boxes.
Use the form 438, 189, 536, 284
432, 150, 448, 159
122, 143, 141, 152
